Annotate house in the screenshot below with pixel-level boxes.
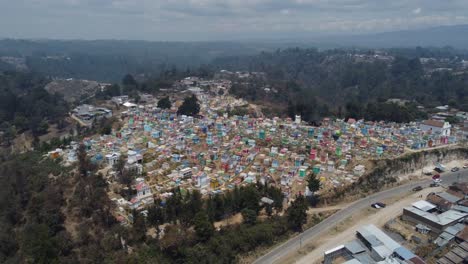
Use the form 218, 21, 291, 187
420, 120, 451, 136
139, 93, 154, 103
402, 207, 467, 234
435, 105, 449, 111
437, 241, 468, 264
111, 95, 129, 105
324, 225, 425, 264
448, 182, 468, 196
427, 192, 463, 212
412, 200, 437, 212
72, 104, 112, 125
123, 101, 137, 109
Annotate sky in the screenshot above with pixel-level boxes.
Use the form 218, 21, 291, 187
1, 0, 468, 41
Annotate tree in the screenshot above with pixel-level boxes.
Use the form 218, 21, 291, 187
21, 224, 59, 264
131, 210, 147, 243
157, 96, 172, 109
213, 194, 225, 221
100, 120, 112, 135
122, 74, 137, 86
240, 185, 261, 213
177, 94, 200, 116
307, 173, 321, 194
77, 143, 96, 176
286, 194, 308, 231
193, 211, 214, 241
241, 208, 257, 225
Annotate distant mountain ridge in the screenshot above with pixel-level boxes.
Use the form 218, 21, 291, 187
318, 24, 468, 49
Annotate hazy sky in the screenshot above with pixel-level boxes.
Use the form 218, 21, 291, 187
1, 0, 468, 41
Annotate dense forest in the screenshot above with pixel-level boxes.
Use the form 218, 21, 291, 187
0, 40, 289, 82
0, 71, 70, 145
212, 48, 468, 122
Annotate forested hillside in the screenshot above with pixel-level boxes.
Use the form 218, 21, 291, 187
0, 71, 69, 145
0, 40, 285, 81
0, 145, 314, 263
212, 48, 468, 122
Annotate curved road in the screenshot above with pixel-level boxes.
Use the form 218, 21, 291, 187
254, 170, 467, 264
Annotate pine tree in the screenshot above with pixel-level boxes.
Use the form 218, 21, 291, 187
287, 194, 308, 231
177, 94, 200, 116
157, 96, 172, 109
194, 211, 214, 241
307, 173, 321, 193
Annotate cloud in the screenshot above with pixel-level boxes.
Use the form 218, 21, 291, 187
0, 0, 467, 40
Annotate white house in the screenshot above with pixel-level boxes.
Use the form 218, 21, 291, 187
420, 120, 451, 136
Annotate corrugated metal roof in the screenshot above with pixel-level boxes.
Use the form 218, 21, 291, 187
404, 207, 467, 225
412, 200, 437, 211
437, 192, 462, 203
353, 252, 374, 264
445, 223, 465, 235
435, 232, 455, 247
394, 246, 416, 260
373, 245, 392, 259
444, 251, 463, 263
452, 247, 467, 259
453, 205, 468, 213
436, 257, 452, 264
459, 241, 468, 251
345, 240, 366, 254
343, 259, 362, 264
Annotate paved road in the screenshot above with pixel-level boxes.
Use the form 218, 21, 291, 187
253, 170, 467, 264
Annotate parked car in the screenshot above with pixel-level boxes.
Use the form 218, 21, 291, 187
412, 186, 423, 191
463, 164, 468, 169
371, 202, 386, 209
429, 183, 439, 187
451, 167, 460, 172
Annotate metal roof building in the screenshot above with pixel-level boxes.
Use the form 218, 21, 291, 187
324, 224, 425, 264
437, 192, 462, 204
403, 207, 467, 234
412, 200, 437, 212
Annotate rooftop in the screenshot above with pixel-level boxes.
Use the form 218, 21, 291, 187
412, 200, 436, 212
422, 120, 446, 128
403, 207, 467, 225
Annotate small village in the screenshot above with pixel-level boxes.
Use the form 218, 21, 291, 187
323, 182, 468, 264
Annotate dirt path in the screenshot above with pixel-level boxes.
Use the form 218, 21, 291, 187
293, 186, 443, 264
214, 212, 243, 229
307, 205, 343, 215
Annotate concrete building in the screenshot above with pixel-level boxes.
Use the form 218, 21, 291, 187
72, 104, 112, 125
324, 225, 424, 264
420, 120, 451, 136
402, 207, 467, 234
